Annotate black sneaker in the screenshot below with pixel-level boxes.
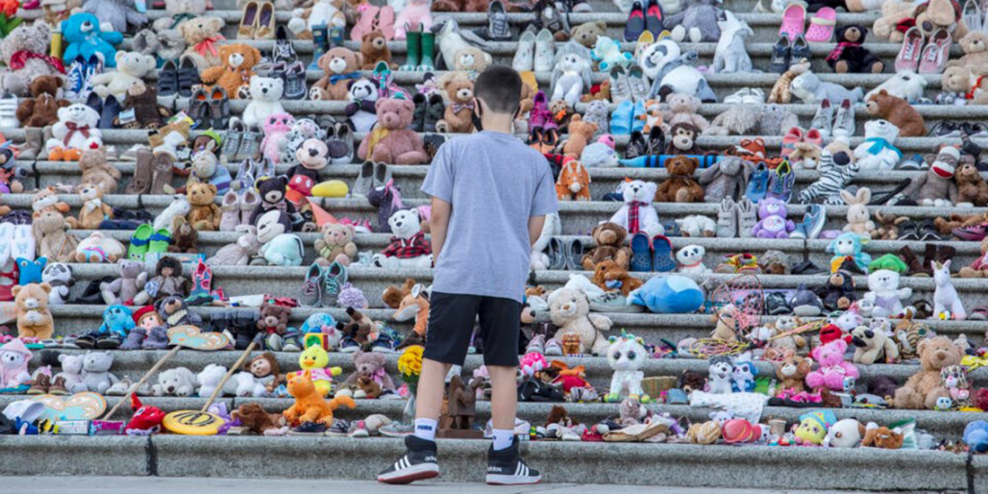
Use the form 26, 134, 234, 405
486, 439, 541, 486
377, 435, 439, 484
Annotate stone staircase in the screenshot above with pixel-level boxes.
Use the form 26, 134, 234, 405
3, 0, 988, 489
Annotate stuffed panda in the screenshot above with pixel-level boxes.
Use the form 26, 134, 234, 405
345, 77, 379, 133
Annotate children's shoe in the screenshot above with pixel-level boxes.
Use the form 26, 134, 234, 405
716, 197, 738, 238
148, 229, 171, 254
781, 127, 802, 157
919, 28, 951, 74
789, 34, 810, 63
339, 336, 360, 353
624, 1, 646, 41
610, 99, 634, 136
349, 421, 371, 438
322, 261, 347, 307
241, 187, 260, 225
378, 435, 440, 484
737, 199, 757, 238
631, 100, 645, 133
544, 338, 563, 356
810, 99, 833, 138
745, 163, 770, 203
630, 232, 652, 272
833, 99, 855, 137
486, 438, 541, 486
96, 334, 122, 349
804, 7, 836, 42
651, 235, 676, 272
525, 334, 545, 354
128, 223, 153, 261
219, 191, 242, 232
779, 3, 805, 42
289, 422, 328, 435
534, 28, 555, 72
513, 29, 536, 72
609, 65, 632, 105
765, 160, 794, 202
65, 56, 87, 98
896, 26, 924, 72
769, 36, 790, 74
326, 419, 351, 437
371, 332, 397, 353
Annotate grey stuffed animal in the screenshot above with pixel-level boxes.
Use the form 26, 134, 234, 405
206, 225, 261, 266
100, 259, 149, 305
704, 104, 798, 136
80, 351, 120, 394
790, 72, 864, 104
665, 0, 723, 43
582, 100, 610, 137
132, 29, 188, 64
699, 157, 753, 203
82, 0, 148, 34
712, 11, 752, 73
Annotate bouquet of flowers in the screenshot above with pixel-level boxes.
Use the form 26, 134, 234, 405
397, 345, 424, 394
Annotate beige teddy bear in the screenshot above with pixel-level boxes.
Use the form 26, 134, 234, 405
314, 223, 358, 266
549, 288, 612, 355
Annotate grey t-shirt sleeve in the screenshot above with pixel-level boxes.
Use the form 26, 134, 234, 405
530, 159, 559, 217
421, 145, 453, 203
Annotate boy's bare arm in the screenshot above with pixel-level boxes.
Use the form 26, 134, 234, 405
430, 197, 452, 260
528, 216, 546, 247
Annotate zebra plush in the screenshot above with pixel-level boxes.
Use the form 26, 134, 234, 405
798, 140, 860, 205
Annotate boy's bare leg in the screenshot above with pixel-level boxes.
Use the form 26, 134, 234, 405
487, 365, 518, 430
414, 358, 451, 423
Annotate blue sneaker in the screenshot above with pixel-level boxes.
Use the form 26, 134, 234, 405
651, 235, 676, 272
371, 332, 397, 353
610, 100, 634, 136
65, 56, 86, 99
745, 163, 770, 204
630, 232, 652, 272
765, 160, 795, 202
81, 54, 103, 100
339, 335, 360, 353
793, 203, 826, 239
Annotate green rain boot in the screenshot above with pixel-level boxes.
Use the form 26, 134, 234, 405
309, 25, 328, 71
401, 29, 421, 71
418, 31, 435, 71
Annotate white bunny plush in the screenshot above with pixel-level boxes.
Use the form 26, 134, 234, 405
841, 188, 875, 238
530, 213, 562, 271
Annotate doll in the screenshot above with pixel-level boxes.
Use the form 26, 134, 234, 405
237, 352, 286, 398
135, 256, 190, 305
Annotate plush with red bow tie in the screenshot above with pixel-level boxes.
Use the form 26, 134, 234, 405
45, 104, 103, 161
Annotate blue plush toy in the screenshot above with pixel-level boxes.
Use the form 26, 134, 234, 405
965, 421, 988, 453
15, 257, 47, 285
628, 275, 704, 313
826, 232, 871, 274
99, 305, 135, 337
61, 13, 124, 68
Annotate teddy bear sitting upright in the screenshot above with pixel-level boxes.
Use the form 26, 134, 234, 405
45, 104, 103, 161
13, 282, 54, 341
336, 351, 397, 399
15, 76, 69, 128
310, 47, 364, 101
655, 156, 705, 203
315, 223, 358, 266
373, 209, 432, 271
592, 260, 643, 297
357, 97, 428, 165
894, 336, 963, 409
549, 288, 613, 355
89, 51, 157, 102
581, 222, 632, 271
179, 16, 226, 69
607, 179, 664, 237
186, 182, 222, 231
61, 13, 124, 68
827, 25, 884, 74
0, 23, 66, 96
199, 43, 262, 99
435, 73, 475, 134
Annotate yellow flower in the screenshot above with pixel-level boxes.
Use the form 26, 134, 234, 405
398, 345, 424, 376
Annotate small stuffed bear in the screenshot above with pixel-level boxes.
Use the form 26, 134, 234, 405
179, 16, 228, 69
315, 223, 358, 266
436, 73, 475, 134
100, 260, 148, 306
71, 184, 114, 230
45, 104, 103, 161
357, 98, 428, 164
571, 21, 607, 48
827, 25, 884, 74
592, 260, 643, 296
249, 176, 296, 226
167, 217, 199, 254
15, 76, 69, 128
581, 222, 632, 271
90, 51, 156, 102
198, 43, 262, 99
186, 182, 222, 231
310, 47, 364, 101
865, 90, 925, 137
372, 209, 432, 270
774, 355, 812, 395
243, 76, 286, 127
819, 270, 856, 312
360, 30, 394, 70
655, 156, 704, 203
954, 162, 988, 207
61, 13, 125, 68
562, 115, 597, 158
13, 283, 54, 340
946, 31, 988, 75
116, 81, 171, 129
337, 351, 397, 399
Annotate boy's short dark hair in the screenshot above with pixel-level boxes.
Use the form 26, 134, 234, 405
474, 65, 522, 115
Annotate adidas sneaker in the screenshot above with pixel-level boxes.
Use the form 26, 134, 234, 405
486, 438, 541, 485
377, 435, 439, 484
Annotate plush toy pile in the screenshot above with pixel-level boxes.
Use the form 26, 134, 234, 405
4, 0, 988, 487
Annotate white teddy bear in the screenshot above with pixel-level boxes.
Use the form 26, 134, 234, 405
196, 364, 240, 398
45, 104, 103, 155
90, 51, 157, 101
372, 209, 433, 271
243, 76, 286, 128
675, 215, 717, 237
676, 245, 710, 274
604, 332, 649, 402
288, 0, 345, 38
607, 179, 664, 238
863, 269, 913, 319
854, 120, 902, 171
152, 367, 197, 397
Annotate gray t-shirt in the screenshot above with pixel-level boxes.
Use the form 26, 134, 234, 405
421, 131, 559, 303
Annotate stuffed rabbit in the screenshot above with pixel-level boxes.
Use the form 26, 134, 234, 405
841, 188, 875, 236
206, 225, 260, 266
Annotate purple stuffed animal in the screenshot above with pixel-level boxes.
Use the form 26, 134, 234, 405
805, 340, 859, 391
751, 198, 795, 238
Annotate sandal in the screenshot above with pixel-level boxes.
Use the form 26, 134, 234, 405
804, 7, 836, 42
779, 3, 805, 43
630, 232, 652, 272
128, 223, 153, 261
953, 222, 988, 241
149, 228, 172, 253
651, 235, 676, 272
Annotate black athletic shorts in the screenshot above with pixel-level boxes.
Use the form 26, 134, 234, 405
422, 292, 522, 367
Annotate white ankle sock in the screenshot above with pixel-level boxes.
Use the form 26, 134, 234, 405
414, 418, 437, 441
492, 429, 514, 451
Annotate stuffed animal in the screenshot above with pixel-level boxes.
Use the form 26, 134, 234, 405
358, 97, 428, 164
854, 119, 902, 170
713, 11, 752, 73
866, 70, 928, 103
864, 269, 912, 318
15, 76, 69, 128
698, 157, 752, 203
198, 44, 262, 99
0, 23, 66, 96
156, 295, 203, 328
705, 356, 733, 393
13, 283, 54, 341
551, 46, 593, 107
851, 324, 900, 364
283, 370, 356, 426
345, 78, 379, 133
562, 115, 597, 159
592, 260, 643, 297
798, 139, 860, 204
288, 0, 345, 39
895, 337, 964, 409
960, 238, 988, 278
435, 73, 475, 134
314, 223, 357, 266
954, 162, 988, 207
823, 419, 866, 448
806, 340, 859, 391
790, 72, 864, 104
359, 30, 394, 70
827, 25, 884, 74
591, 36, 633, 71
662, 94, 709, 131
665, 0, 722, 42
665, 123, 704, 155
793, 410, 837, 446
259, 230, 304, 267
820, 271, 856, 312
899, 146, 960, 207
549, 288, 612, 355
752, 198, 795, 238
82, 0, 146, 33
942, 66, 988, 104
913, 0, 969, 40
789, 142, 823, 170
674, 244, 709, 274
841, 188, 876, 236
608, 180, 663, 237
628, 275, 704, 314
555, 161, 591, 201
243, 76, 286, 128
864, 90, 925, 137
32, 210, 79, 263
115, 82, 170, 130
195, 364, 241, 398
75, 232, 126, 263
861, 423, 904, 449
531, 213, 562, 271
604, 332, 650, 402
152, 367, 197, 396
372, 209, 432, 270
258, 113, 295, 165
675, 215, 717, 237
45, 104, 103, 161
932, 260, 966, 320
581, 223, 632, 271
310, 48, 364, 101
235, 353, 285, 398
775, 355, 812, 395
337, 351, 397, 399
183, 182, 221, 232
90, 51, 156, 102
61, 13, 124, 68
655, 156, 704, 203
452, 46, 492, 72
946, 32, 988, 75
571, 21, 606, 47
41, 263, 73, 306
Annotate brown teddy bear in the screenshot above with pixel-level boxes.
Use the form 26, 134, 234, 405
186, 182, 221, 231
116, 81, 171, 129
79, 147, 121, 194
548, 99, 574, 132
69, 184, 114, 230
310, 47, 364, 101
562, 114, 596, 158
959, 237, 988, 277
357, 98, 428, 164
199, 43, 262, 100
315, 223, 357, 266
13, 283, 54, 340
339, 351, 396, 399
518, 81, 535, 120
592, 260, 643, 296
581, 222, 632, 271
947, 31, 988, 75
359, 30, 393, 70
382, 278, 415, 309
257, 303, 291, 336
32, 209, 79, 262
571, 21, 606, 48
913, 0, 969, 40
167, 217, 199, 253
893, 336, 963, 409
436, 73, 475, 134
865, 90, 926, 137
862, 424, 904, 449
179, 16, 227, 69
954, 162, 988, 207
655, 156, 705, 203
231, 403, 284, 434
774, 355, 812, 395
15, 76, 69, 128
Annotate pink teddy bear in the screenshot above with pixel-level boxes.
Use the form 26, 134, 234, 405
805, 340, 859, 391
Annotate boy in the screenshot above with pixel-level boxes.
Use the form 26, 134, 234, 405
378, 66, 558, 485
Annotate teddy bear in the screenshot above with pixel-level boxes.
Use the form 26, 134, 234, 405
253, 304, 291, 349
310, 47, 364, 101
372, 209, 432, 271
697, 157, 751, 203
955, 162, 988, 207
359, 30, 394, 70
655, 156, 705, 203
805, 340, 859, 391
873, 0, 920, 41
199, 43, 262, 100
315, 223, 358, 266
571, 21, 607, 48
854, 119, 902, 170
337, 351, 397, 399
152, 367, 197, 397
167, 217, 199, 254
82, 0, 146, 33
861, 423, 904, 448
61, 13, 124, 68
358, 98, 428, 164
608, 180, 663, 237
751, 198, 795, 238
115, 82, 171, 130
89, 51, 156, 102
13, 282, 54, 340
827, 25, 884, 74
581, 223, 632, 271
561, 115, 597, 159
249, 176, 295, 226
288, 0, 346, 40
662, 93, 709, 131
942, 66, 988, 104
100, 259, 148, 305
899, 145, 961, 207
242, 75, 286, 127
32, 209, 80, 263
789, 142, 823, 170
15, 76, 69, 128
78, 351, 120, 394
894, 336, 963, 409
770, 355, 811, 396
865, 90, 925, 137
452, 46, 492, 73
186, 182, 222, 231
0, 23, 66, 96
549, 288, 612, 355
592, 260, 643, 297
851, 324, 900, 364
913, 0, 969, 40
179, 16, 227, 70
864, 269, 912, 319
436, 73, 475, 134
70, 184, 114, 230
156, 295, 203, 328
45, 104, 103, 161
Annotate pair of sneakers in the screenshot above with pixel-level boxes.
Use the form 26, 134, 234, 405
339, 330, 397, 353
223, 119, 265, 162
608, 64, 649, 105
301, 260, 348, 308
65, 54, 103, 99
513, 28, 555, 72
789, 203, 827, 239
525, 333, 562, 355
746, 162, 795, 204
811, 98, 855, 139
269, 61, 307, 100
379, 435, 541, 486
716, 197, 757, 238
